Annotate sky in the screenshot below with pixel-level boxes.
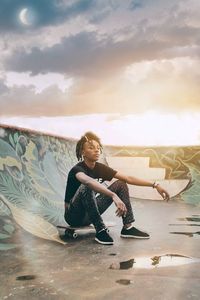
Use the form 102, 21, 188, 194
0, 0, 200, 146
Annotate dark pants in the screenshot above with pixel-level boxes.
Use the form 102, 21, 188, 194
64, 180, 135, 233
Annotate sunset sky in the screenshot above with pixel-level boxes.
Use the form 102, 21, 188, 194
0, 0, 200, 145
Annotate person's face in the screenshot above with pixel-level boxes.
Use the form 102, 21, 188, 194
82, 139, 101, 161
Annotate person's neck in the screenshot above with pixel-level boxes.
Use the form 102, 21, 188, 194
83, 159, 96, 169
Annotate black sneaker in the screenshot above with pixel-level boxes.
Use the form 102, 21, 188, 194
121, 226, 150, 239
95, 229, 114, 245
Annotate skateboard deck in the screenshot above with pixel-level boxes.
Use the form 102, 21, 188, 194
57, 221, 115, 239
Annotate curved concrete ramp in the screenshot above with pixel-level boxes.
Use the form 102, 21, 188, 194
106, 157, 190, 200
0, 124, 200, 250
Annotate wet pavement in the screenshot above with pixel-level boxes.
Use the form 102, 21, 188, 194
0, 198, 200, 300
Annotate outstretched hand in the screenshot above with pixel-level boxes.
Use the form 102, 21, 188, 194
112, 194, 127, 217
155, 185, 170, 201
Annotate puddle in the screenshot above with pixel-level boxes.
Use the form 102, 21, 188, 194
16, 275, 36, 281
170, 231, 200, 238
178, 217, 200, 222
119, 259, 134, 270
116, 279, 132, 285
169, 215, 200, 236
109, 254, 200, 270
169, 224, 200, 227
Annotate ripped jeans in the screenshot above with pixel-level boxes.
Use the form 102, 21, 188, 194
64, 180, 135, 233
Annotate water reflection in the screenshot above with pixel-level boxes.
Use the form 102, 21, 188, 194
178, 217, 200, 222
169, 215, 200, 237
109, 254, 200, 270
169, 224, 200, 227
170, 231, 200, 238
16, 275, 36, 280
120, 259, 135, 270
116, 279, 132, 285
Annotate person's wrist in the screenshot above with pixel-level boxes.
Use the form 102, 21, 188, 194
152, 181, 160, 189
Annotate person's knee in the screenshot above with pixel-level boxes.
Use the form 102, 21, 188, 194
79, 184, 95, 195
116, 180, 128, 188
110, 180, 128, 192
119, 180, 128, 186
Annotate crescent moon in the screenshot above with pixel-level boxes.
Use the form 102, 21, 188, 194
19, 8, 30, 26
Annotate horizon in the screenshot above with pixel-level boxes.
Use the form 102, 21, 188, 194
1, 111, 200, 147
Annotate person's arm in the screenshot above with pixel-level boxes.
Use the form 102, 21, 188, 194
114, 172, 170, 201
76, 172, 127, 216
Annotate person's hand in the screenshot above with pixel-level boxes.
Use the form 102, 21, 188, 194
155, 185, 170, 201
112, 194, 127, 217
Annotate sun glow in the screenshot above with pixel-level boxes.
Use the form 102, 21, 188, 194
1, 112, 200, 146
101, 111, 200, 146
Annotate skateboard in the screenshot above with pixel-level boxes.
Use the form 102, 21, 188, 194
57, 222, 115, 239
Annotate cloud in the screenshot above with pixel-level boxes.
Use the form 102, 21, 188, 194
0, 0, 95, 32
4, 0, 200, 78
1, 0, 200, 118
0, 79, 9, 95
129, 0, 143, 10
5, 32, 107, 76
5, 72, 73, 93
2, 29, 191, 78
1, 56, 200, 117
67, 57, 200, 115
0, 85, 73, 117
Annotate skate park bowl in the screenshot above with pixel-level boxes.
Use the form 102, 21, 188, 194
0, 124, 198, 235
0, 124, 200, 300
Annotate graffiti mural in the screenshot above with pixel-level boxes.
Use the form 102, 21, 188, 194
0, 125, 200, 250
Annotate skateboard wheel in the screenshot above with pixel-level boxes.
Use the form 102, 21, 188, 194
65, 229, 78, 239
106, 228, 110, 233
73, 232, 78, 239
65, 229, 74, 238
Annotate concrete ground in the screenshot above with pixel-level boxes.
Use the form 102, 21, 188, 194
0, 198, 200, 300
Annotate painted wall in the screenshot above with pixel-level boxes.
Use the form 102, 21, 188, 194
0, 125, 200, 250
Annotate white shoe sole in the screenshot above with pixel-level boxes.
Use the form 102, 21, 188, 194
120, 234, 150, 239
95, 237, 114, 245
